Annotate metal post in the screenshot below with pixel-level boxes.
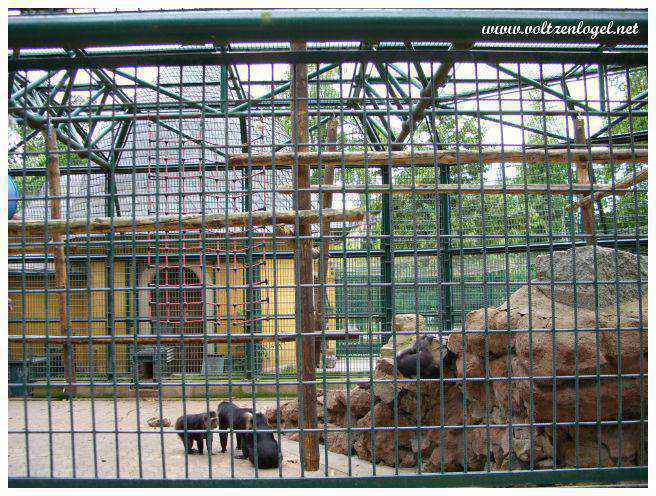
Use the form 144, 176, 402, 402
439, 162, 453, 332
105, 173, 116, 381
291, 40, 319, 472
380, 164, 394, 345
240, 95, 259, 379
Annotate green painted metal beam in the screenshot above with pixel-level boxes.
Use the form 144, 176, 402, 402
9, 102, 114, 171
274, 115, 335, 152
351, 61, 395, 144
589, 89, 647, 138
387, 62, 424, 90
111, 67, 226, 119
9, 70, 62, 102
87, 120, 119, 149
84, 64, 134, 107
597, 62, 607, 112
393, 45, 464, 149
9, 9, 647, 48
17, 76, 107, 165
109, 120, 132, 167
490, 63, 599, 114
373, 62, 411, 107
589, 99, 647, 139
229, 63, 339, 115
438, 64, 617, 103
111, 64, 339, 121
439, 162, 453, 333
10, 48, 647, 72
19, 106, 641, 125
155, 120, 228, 159
41, 71, 72, 109
7, 465, 648, 488
358, 84, 396, 140
404, 42, 430, 87
8, 128, 39, 154
84, 91, 112, 146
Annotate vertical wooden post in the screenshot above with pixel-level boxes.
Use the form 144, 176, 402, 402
291, 40, 319, 471
573, 118, 596, 243
44, 125, 75, 394
314, 120, 338, 358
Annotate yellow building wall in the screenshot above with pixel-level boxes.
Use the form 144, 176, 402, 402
258, 257, 337, 373
9, 257, 337, 376
72, 261, 129, 374
8, 261, 129, 375
9, 273, 59, 361
210, 261, 246, 357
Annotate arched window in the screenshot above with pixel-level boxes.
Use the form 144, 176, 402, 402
149, 266, 205, 372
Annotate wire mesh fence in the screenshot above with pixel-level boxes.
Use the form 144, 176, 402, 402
7, 8, 648, 487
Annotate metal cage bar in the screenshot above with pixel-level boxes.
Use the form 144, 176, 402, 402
7, 7, 648, 489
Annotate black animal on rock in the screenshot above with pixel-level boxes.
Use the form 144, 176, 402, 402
395, 334, 454, 378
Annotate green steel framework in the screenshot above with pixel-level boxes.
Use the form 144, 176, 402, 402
7, 8, 648, 488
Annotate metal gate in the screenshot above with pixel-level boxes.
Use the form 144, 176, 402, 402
7, 8, 648, 487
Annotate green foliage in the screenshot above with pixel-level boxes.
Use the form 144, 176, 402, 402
374, 115, 484, 250
609, 67, 647, 134
9, 130, 47, 196
9, 125, 88, 200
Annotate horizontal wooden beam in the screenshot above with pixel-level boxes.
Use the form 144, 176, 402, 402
7, 208, 365, 238
565, 168, 648, 211
280, 183, 638, 196
7, 332, 357, 344
226, 147, 647, 169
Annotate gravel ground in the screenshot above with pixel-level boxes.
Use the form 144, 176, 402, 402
9, 399, 414, 480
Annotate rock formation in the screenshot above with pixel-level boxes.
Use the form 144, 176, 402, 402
267, 246, 647, 471
380, 314, 427, 358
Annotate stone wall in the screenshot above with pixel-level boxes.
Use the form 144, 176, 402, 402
266, 246, 648, 471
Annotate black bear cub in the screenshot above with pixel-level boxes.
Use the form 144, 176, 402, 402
216, 400, 280, 468
175, 411, 218, 455
240, 412, 280, 469
216, 400, 253, 453
396, 334, 454, 378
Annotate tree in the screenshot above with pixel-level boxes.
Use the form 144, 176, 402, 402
9, 121, 89, 204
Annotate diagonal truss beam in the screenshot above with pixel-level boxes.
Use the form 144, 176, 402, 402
589, 90, 648, 139
392, 43, 469, 149
489, 63, 598, 114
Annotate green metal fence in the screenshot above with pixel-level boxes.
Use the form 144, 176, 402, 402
7, 7, 648, 488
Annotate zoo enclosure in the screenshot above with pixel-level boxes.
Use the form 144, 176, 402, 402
7, 8, 648, 487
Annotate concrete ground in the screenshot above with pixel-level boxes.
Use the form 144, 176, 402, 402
9, 399, 416, 480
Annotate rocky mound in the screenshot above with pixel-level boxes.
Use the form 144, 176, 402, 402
267, 246, 647, 471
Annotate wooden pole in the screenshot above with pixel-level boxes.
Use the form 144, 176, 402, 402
44, 125, 75, 395
7, 208, 365, 238
291, 40, 319, 471
573, 118, 597, 243
7, 333, 363, 345
314, 119, 338, 358
225, 146, 647, 169
279, 182, 637, 196
565, 167, 647, 212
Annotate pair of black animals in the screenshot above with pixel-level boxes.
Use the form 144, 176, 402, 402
175, 401, 280, 469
